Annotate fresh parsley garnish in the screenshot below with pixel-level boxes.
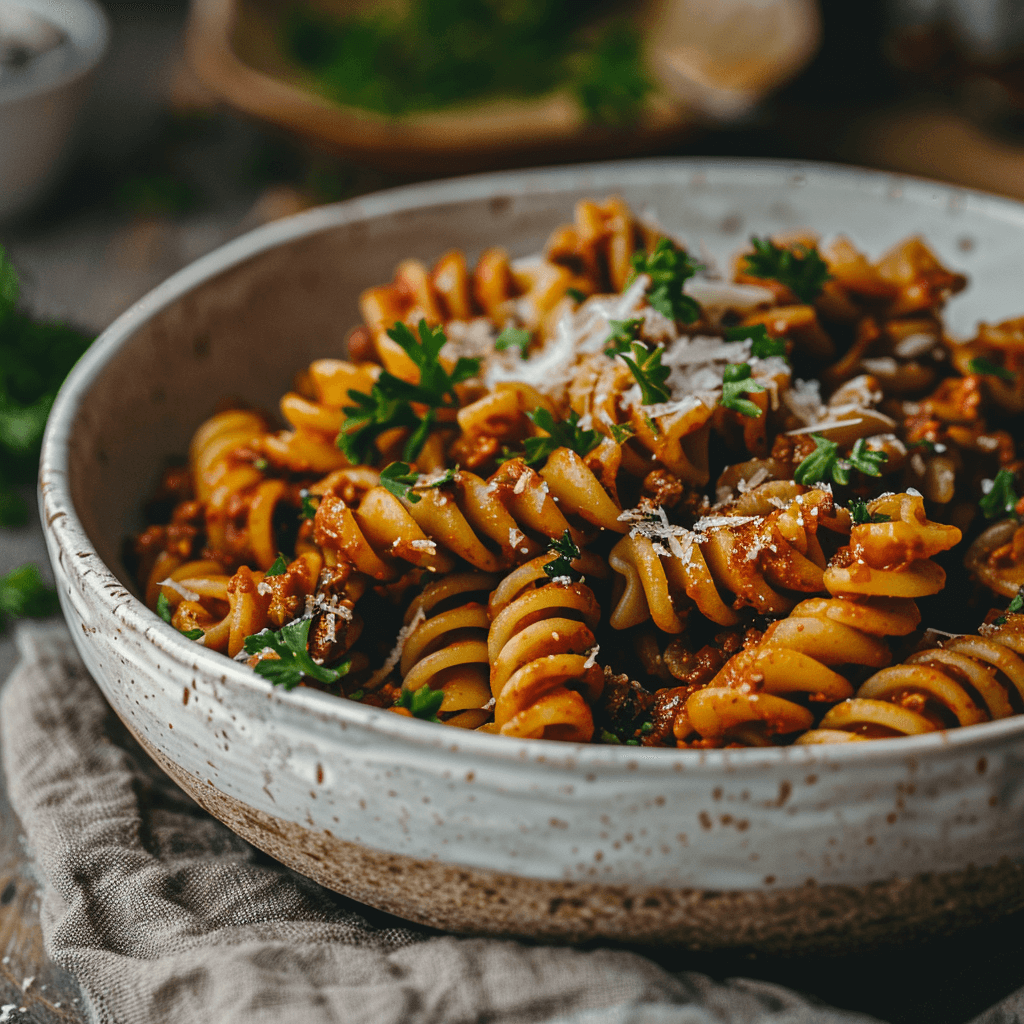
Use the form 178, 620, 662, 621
742, 237, 831, 303
397, 684, 444, 721
608, 422, 634, 444
600, 728, 622, 744
603, 317, 644, 357
265, 553, 288, 577
724, 323, 788, 361
543, 529, 582, 582
156, 591, 173, 623
794, 435, 887, 486
969, 356, 1015, 383
573, 21, 652, 126
299, 491, 319, 519
981, 468, 1020, 520
180, 628, 205, 641
720, 363, 765, 418
628, 238, 702, 324
0, 563, 58, 632
495, 325, 531, 356
348, 688, 365, 701
338, 320, 479, 464
847, 498, 890, 525
523, 408, 601, 465
253, 456, 269, 472
619, 341, 671, 405
380, 461, 423, 503
243, 618, 349, 690
908, 438, 937, 453
994, 583, 1024, 627
566, 287, 587, 303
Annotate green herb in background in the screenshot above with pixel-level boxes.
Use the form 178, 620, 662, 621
494, 325, 531, 356
282, 0, 652, 126
724, 323, 788, 361
981, 468, 1020, 521
742, 237, 831, 303
0, 564, 59, 632
969, 356, 1015, 383
0, 246, 92, 527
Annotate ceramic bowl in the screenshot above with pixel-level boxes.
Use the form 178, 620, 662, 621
39, 159, 1024, 953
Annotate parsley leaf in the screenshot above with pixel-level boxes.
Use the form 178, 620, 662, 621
337, 319, 479, 464
299, 491, 319, 519
724, 323, 788, 361
600, 728, 622, 744
265, 553, 288, 577
742, 237, 831, 303
157, 592, 173, 623
720, 363, 765, 418
794, 435, 887, 486
609, 422, 634, 444
846, 438, 888, 479
243, 618, 349, 690
180, 628, 205, 641
397, 684, 444, 721
629, 239, 702, 323
543, 529, 582, 583
566, 287, 587, 304
380, 461, 423, 503
0, 563, 58, 632
604, 317, 644, 357
495, 325, 531, 356
981, 468, 1020, 520
969, 356, 1015, 383
994, 583, 1024, 626
620, 341, 671, 405
848, 498, 890, 525
523, 408, 601, 465
573, 21, 652, 126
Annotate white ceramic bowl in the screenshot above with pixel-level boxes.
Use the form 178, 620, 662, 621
39, 159, 1024, 952
0, 0, 108, 221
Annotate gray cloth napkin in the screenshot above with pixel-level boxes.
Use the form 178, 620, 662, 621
0, 623, 898, 1024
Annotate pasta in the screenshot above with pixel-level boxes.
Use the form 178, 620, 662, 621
130, 195, 1024, 747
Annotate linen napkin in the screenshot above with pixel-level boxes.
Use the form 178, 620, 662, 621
0, 622, 901, 1024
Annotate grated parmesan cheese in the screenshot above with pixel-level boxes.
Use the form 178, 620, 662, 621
158, 578, 201, 603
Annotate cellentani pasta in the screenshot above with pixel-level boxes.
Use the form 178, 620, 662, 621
132, 196, 1024, 747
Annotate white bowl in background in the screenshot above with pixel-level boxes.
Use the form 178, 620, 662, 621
38, 159, 1024, 951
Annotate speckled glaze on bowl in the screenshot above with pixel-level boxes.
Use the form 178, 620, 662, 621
39, 160, 1024, 952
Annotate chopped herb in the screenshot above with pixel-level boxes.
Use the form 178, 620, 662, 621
265, 553, 288, 577
981, 468, 1020, 520
609, 422, 634, 444
625, 738, 640, 745
566, 287, 586, 303
720, 362, 765, 418
846, 439, 888, 479
380, 461, 423, 504
600, 728, 622, 744
908, 439, 936, 453
253, 456, 269, 472
337, 319, 479, 464
794, 435, 887, 486
419, 467, 458, 489
573, 21, 652, 126
300, 491, 319, 519
847, 498, 891, 525
640, 720, 653, 734
969, 356, 1015, 383
397, 684, 444, 722
523, 408, 601, 465
724, 323, 788, 361
742, 236, 831, 303
620, 341, 671, 405
603, 317, 644, 357
243, 618, 349, 690
157, 592, 173, 623
993, 583, 1024, 626
0, 563, 58, 632
628, 238, 702, 323
180, 628, 205, 641
495, 325, 531, 356
348, 688, 365, 702
543, 529, 582, 583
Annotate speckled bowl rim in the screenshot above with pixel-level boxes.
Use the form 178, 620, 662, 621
40, 156, 1024, 775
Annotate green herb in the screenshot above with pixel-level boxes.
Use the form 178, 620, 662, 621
0, 246, 92, 522
397, 684, 444, 722
543, 529, 582, 583
243, 618, 349, 690
993, 583, 1024, 626
379, 461, 423, 503
794, 435, 887, 486
628, 239, 702, 323
908, 438, 937, 453
603, 317, 644, 357
0, 563, 58, 631
253, 456, 269, 472
600, 728, 621, 744
157, 592, 173, 623
338, 319, 478, 464
609, 422, 634, 444
573, 21, 652, 126
720, 363, 765, 418
625, 738, 640, 745
640, 720, 653, 734
523, 408, 601, 465
620, 341, 671, 405
566, 288, 586, 303
495, 325, 531, 356
981, 468, 1020, 520
265, 553, 288, 577
299, 491, 319, 519
847, 498, 891, 525
348, 688, 365, 702
180, 628, 205, 641
742, 237, 831, 303
969, 356, 1015, 383
724, 323, 788, 361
